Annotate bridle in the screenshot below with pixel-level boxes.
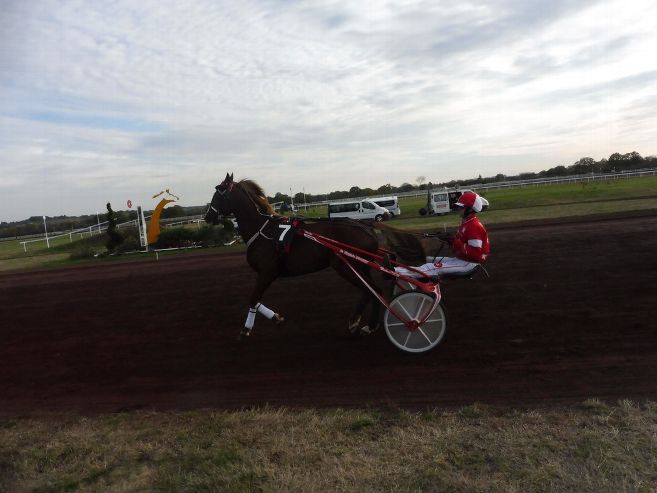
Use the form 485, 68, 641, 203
205, 177, 235, 220
206, 178, 276, 248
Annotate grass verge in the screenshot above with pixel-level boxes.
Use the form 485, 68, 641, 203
1, 400, 655, 492
2, 176, 656, 273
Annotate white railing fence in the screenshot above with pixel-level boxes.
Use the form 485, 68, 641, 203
299, 168, 657, 209
13, 167, 657, 251
18, 216, 146, 252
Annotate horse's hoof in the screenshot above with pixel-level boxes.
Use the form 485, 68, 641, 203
273, 313, 285, 325
238, 329, 251, 341
359, 325, 373, 335
348, 316, 362, 333
360, 322, 380, 336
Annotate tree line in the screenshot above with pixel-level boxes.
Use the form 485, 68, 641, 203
2, 151, 654, 239
268, 151, 656, 205
0, 203, 207, 240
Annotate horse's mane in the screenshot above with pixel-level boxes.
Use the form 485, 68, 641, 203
238, 179, 278, 216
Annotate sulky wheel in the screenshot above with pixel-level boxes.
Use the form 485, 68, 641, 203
392, 279, 416, 296
384, 292, 447, 353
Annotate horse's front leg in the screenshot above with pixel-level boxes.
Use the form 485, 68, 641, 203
240, 271, 285, 339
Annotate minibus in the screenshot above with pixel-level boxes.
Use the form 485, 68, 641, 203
328, 199, 390, 221
372, 196, 401, 217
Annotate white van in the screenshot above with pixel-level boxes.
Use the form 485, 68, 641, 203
421, 189, 490, 215
328, 199, 390, 221
427, 190, 451, 215
449, 190, 489, 211
372, 196, 401, 217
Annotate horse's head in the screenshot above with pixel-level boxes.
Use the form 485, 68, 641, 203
205, 172, 235, 224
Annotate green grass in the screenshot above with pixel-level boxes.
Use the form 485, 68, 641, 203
298, 175, 657, 221
1, 401, 655, 492
2, 176, 656, 272
0, 231, 109, 272
396, 175, 657, 215
391, 196, 657, 231
0, 234, 80, 259
2, 176, 657, 491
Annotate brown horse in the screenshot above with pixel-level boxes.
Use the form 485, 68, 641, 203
204, 173, 383, 338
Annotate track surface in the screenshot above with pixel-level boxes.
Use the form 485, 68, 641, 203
1, 211, 656, 416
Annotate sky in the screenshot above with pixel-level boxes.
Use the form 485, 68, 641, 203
1, 0, 657, 222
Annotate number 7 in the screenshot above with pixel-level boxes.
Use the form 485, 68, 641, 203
278, 224, 291, 241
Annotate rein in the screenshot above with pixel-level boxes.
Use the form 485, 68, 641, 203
229, 182, 277, 249
245, 218, 273, 248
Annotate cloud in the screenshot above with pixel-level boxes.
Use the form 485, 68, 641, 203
1, 0, 657, 221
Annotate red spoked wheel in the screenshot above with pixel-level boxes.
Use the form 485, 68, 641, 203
384, 292, 447, 353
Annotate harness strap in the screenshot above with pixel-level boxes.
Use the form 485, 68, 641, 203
246, 218, 272, 248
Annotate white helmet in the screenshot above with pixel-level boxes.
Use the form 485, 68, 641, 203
455, 191, 483, 213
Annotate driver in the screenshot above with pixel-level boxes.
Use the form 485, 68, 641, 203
394, 191, 490, 279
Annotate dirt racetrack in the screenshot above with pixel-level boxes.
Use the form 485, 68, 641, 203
1, 210, 656, 416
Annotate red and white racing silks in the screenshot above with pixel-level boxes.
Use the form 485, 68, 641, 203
394, 213, 490, 279
451, 215, 490, 263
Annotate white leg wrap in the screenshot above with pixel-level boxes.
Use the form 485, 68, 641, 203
245, 308, 257, 330
256, 302, 275, 320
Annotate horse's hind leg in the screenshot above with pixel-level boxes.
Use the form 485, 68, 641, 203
331, 258, 380, 336
360, 294, 382, 335
241, 271, 284, 339
347, 292, 370, 335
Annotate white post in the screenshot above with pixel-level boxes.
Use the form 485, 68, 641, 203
96, 211, 101, 233
303, 187, 307, 211
43, 216, 50, 248
290, 187, 294, 210
138, 206, 149, 252
136, 207, 143, 246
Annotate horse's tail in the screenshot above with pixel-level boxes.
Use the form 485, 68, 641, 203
369, 222, 427, 264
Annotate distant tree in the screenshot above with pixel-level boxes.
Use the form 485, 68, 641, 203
115, 211, 130, 223
596, 158, 609, 172
608, 152, 623, 165
608, 151, 644, 171
161, 205, 186, 219
627, 151, 644, 168
272, 192, 290, 203
328, 190, 349, 200
398, 182, 414, 192
105, 202, 123, 253
546, 165, 567, 177
349, 186, 362, 197
377, 183, 392, 194
569, 157, 596, 175
416, 176, 426, 187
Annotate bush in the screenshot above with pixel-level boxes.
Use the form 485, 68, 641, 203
150, 225, 236, 249
116, 236, 141, 253
196, 225, 234, 247
105, 202, 123, 253
155, 227, 198, 249
116, 226, 141, 253
69, 245, 97, 260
